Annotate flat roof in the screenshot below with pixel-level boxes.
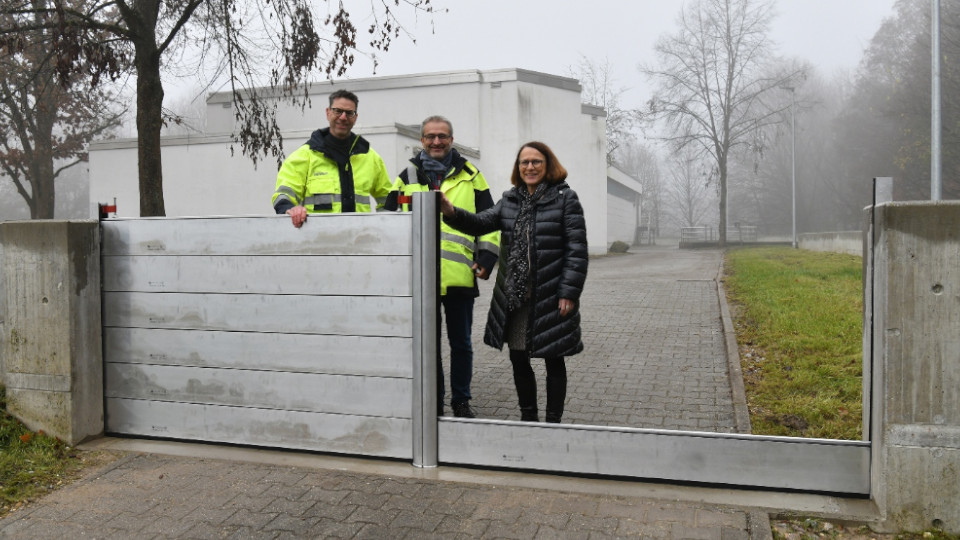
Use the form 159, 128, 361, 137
206, 68, 582, 104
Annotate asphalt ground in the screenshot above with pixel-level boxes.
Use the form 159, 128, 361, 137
0, 243, 875, 539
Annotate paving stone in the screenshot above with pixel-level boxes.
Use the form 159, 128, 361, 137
671, 521, 724, 540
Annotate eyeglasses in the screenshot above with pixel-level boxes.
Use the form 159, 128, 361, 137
422, 134, 451, 141
330, 107, 357, 118
519, 159, 545, 168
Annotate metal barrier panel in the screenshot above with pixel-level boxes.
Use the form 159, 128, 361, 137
438, 420, 870, 494
101, 214, 418, 459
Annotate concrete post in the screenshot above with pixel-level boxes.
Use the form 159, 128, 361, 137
1, 221, 103, 445
867, 201, 960, 533
1, 241, 5, 382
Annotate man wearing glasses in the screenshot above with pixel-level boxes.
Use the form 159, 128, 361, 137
385, 115, 500, 418
272, 89, 392, 227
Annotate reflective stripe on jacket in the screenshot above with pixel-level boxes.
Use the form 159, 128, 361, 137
387, 151, 500, 296
272, 128, 392, 214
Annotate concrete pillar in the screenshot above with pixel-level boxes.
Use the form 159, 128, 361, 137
867, 201, 960, 533
1, 221, 103, 445
1, 241, 5, 382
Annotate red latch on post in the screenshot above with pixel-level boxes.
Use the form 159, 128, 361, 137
98, 198, 117, 220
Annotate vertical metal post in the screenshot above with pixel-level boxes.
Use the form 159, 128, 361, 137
411, 191, 439, 468
931, 0, 942, 201
864, 177, 892, 443
790, 90, 797, 248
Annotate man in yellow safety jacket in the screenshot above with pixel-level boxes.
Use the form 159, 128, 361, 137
272, 89, 392, 227
385, 115, 500, 418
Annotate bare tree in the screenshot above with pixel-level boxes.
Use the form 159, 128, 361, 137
567, 55, 641, 163
0, 0, 438, 216
616, 141, 663, 239
838, 0, 960, 201
0, 1, 123, 219
664, 148, 717, 232
739, 70, 868, 234
641, 0, 802, 245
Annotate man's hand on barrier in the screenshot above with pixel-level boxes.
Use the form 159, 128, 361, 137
286, 206, 307, 228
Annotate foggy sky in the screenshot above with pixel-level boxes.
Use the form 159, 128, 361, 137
330, 0, 898, 110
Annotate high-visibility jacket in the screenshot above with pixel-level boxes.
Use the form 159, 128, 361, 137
272, 128, 392, 214
386, 150, 500, 297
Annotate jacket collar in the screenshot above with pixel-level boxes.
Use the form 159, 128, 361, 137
505, 181, 569, 203
305, 128, 370, 155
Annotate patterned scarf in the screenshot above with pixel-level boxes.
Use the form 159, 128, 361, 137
418, 150, 453, 189
504, 182, 548, 311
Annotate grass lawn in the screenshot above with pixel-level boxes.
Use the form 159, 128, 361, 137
0, 386, 112, 518
723, 246, 864, 440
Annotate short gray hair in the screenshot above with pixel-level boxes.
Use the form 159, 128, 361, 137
421, 115, 453, 137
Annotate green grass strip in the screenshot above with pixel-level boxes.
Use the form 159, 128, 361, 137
723, 247, 863, 440
0, 385, 86, 515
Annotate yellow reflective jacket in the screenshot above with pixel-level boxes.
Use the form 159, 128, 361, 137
272, 129, 392, 214
386, 150, 500, 296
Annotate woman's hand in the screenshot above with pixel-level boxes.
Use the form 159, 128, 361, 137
439, 192, 456, 217
558, 298, 574, 317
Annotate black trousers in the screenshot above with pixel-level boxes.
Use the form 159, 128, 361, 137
508, 349, 566, 422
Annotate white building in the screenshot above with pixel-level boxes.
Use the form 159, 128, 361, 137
88, 68, 642, 254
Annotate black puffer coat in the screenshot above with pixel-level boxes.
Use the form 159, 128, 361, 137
446, 181, 588, 358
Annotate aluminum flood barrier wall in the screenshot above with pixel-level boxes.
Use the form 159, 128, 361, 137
101, 193, 439, 460
97, 197, 869, 493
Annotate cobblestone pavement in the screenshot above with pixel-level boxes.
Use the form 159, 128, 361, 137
0, 244, 780, 539
0, 450, 774, 539
452, 245, 737, 432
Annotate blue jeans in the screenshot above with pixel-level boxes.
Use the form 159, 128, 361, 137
440, 295, 474, 406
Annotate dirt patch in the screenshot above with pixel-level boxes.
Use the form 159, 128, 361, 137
0, 449, 126, 518
772, 518, 957, 540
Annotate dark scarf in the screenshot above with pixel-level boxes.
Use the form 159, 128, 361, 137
504, 182, 548, 311
418, 149, 454, 189
323, 131, 353, 165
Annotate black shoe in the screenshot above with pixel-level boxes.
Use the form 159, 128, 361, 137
452, 401, 476, 418
520, 407, 539, 422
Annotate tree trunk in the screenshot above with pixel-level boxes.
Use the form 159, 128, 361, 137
30, 157, 55, 219
136, 44, 166, 217
718, 157, 728, 248
31, 73, 57, 219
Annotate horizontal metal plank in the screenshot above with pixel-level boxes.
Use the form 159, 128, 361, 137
104, 328, 412, 378
102, 255, 412, 296
106, 398, 412, 459
101, 214, 412, 256
103, 292, 412, 337
438, 421, 871, 495
105, 364, 411, 418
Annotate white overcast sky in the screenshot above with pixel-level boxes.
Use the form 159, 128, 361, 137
332, 0, 898, 110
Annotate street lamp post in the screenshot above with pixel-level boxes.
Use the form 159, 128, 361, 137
781, 86, 797, 248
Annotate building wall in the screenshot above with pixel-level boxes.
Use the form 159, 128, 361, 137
605, 168, 644, 247
89, 69, 631, 255
607, 179, 640, 246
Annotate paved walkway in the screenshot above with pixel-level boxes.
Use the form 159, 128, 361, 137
0, 244, 870, 539
464, 245, 741, 432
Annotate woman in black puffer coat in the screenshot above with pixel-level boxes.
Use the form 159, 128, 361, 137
440, 141, 588, 423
